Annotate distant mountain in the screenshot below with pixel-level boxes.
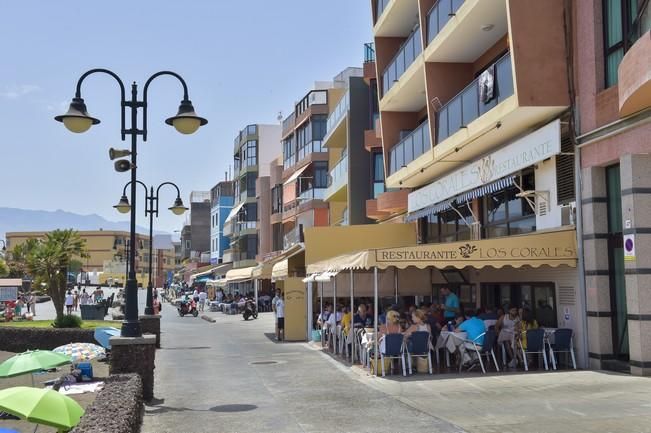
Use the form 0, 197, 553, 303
0, 207, 169, 239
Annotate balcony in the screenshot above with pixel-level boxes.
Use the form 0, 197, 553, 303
382, 26, 422, 97
388, 120, 430, 176
424, 0, 508, 63
283, 226, 303, 250
296, 141, 326, 167
619, 30, 651, 117
324, 154, 348, 201
282, 112, 296, 138
323, 90, 349, 148
299, 188, 326, 202
233, 221, 257, 236
373, 0, 419, 37
233, 124, 258, 151
436, 53, 513, 143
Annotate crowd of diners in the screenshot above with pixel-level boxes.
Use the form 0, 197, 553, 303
315, 287, 552, 371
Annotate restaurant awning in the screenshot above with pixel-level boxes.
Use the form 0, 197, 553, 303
225, 266, 256, 282
307, 228, 577, 273
190, 263, 233, 282
252, 262, 273, 279
225, 202, 245, 223
272, 260, 288, 280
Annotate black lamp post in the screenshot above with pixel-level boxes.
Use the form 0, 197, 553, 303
55, 69, 207, 337
114, 181, 187, 315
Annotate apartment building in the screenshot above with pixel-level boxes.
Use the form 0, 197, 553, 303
224, 123, 282, 274
575, 0, 651, 375
323, 66, 375, 226
209, 180, 234, 265
371, 0, 586, 364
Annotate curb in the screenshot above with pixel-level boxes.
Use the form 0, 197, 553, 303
201, 315, 216, 323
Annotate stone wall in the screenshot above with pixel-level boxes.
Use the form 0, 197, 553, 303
139, 315, 160, 348
109, 335, 156, 401
71, 374, 144, 433
0, 327, 95, 352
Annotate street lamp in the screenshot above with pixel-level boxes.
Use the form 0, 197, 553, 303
55, 69, 207, 337
114, 180, 187, 315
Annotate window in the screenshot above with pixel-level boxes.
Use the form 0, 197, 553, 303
604, 0, 651, 87
372, 152, 385, 198
482, 170, 536, 238
185, 240, 191, 249
283, 135, 296, 169
424, 206, 472, 244
246, 173, 256, 197
481, 283, 557, 328
239, 140, 257, 169
271, 185, 283, 214
313, 161, 329, 188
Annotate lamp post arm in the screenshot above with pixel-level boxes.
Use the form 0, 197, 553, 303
142, 71, 190, 141
74, 68, 127, 140
122, 180, 149, 216
154, 181, 182, 217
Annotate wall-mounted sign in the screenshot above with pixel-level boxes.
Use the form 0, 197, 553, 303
408, 119, 561, 213
624, 234, 636, 261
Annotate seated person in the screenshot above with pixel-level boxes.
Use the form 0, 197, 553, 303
353, 304, 374, 328
517, 307, 539, 351
404, 309, 431, 337
496, 305, 520, 368
317, 305, 331, 329
378, 310, 402, 336
326, 305, 344, 329
341, 307, 352, 336
455, 313, 486, 346
478, 307, 498, 321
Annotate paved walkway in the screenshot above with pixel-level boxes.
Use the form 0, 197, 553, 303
144, 305, 651, 433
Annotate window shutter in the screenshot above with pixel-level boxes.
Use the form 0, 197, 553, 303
556, 131, 575, 205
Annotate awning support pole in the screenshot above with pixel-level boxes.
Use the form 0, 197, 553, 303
333, 275, 337, 354
320, 282, 324, 347
307, 281, 313, 342
373, 267, 379, 376
350, 269, 354, 363
254, 279, 259, 312
394, 269, 398, 303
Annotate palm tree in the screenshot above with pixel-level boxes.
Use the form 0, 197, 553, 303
6, 238, 40, 278
27, 230, 88, 319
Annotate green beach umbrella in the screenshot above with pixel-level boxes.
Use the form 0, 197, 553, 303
0, 386, 84, 432
0, 350, 72, 387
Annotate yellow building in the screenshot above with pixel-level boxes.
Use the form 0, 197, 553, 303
5, 230, 175, 287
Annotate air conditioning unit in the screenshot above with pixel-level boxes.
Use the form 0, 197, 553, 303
561, 201, 577, 226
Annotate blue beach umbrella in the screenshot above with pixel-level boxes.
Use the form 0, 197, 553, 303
93, 327, 120, 349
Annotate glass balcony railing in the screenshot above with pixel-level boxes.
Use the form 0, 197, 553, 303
282, 112, 295, 132
326, 154, 348, 193
283, 227, 302, 249
388, 120, 431, 176
436, 53, 514, 144
298, 188, 326, 202
382, 26, 422, 96
376, 0, 390, 23
297, 140, 325, 161
364, 42, 376, 63
427, 0, 465, 44
326, 90, 349, 136
234, 221, 257, 234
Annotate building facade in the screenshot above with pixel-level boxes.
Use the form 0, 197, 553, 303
210, 181, 234, 264
371, 0, 586, 364
576, 0, 651, 375
225, 123, 282, 270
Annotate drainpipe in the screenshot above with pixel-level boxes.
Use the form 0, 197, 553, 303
575, 142, 589, 369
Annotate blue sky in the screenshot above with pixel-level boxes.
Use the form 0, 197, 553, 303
0, 0, 372, 232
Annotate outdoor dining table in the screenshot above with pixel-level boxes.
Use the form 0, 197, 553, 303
434, 331, 468, 367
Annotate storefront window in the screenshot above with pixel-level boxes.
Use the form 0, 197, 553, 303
481, 283, 557, 327
483, 170, 536, 238
425, 206, 472, 244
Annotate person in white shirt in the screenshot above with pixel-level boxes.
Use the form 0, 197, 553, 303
65, 290, 74, 314
198, 290, 208, 312
275, 293, 285, 341
80, 289, 90, 306
272, 288, 281, 337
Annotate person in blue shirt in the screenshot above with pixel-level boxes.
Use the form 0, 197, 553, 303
455, 314, 486, 345
440, 287, 460, 322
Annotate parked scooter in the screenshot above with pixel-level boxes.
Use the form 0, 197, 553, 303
242, 299, 258, 321
178, 299, 199, 317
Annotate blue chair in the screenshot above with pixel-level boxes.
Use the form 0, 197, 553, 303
521, 329, 549, 371
77, 362, 93, 381
406, 331, 432, 374
379, 333, 407, 377
549, 328, 576, 370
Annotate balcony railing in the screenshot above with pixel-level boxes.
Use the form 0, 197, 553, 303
299, 188, 326, 202
326, 154, 348, 195
234, 124, 257, 146
326, 90, 349, 136
283, 226, 303, 249
234, 221, 257, 235
364, 42, 376, 63
382, 26, 422, 96
388, 120, 430, 176
297, 140, 325, 162
375, 0, 390, 23
436, 53, 514, 143
427, 0, 465, 44
282, 112, 295, 133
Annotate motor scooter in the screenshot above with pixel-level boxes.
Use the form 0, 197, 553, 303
178, 299, 199, 317
242, 299, 258, 321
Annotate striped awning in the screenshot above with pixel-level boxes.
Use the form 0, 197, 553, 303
405, 175, 516, 222
405, 199, 454, 223
455, 175, 516, 204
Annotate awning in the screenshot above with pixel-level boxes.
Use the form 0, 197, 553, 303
405, 175, 516, 222
272, 260, 288, 280
252, 262, 273, 279
283, 164, 309, 186
315, 271, 338, 282
307, 228, 577, 273
194, 275, 210, 283
225, 202, 245, 223
225, 266, 256, 282
270, 243, 306, 280
190, 263, 232, 281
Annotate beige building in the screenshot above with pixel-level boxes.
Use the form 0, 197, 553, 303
5, 230, 175, 286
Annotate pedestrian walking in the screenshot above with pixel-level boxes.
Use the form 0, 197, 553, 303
25, 294, 31, 314
80, 288, 90, 305
29, 293, 36, 316
153, 294, 161, 315
73, 290, 79, 312
275, 292, 285, 342
198, 290, 207, 312
65, 290, 74, 314
272, 288, 281, 338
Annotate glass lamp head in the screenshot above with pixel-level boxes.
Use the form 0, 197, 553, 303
54, 97, 100, 133
113, 195, 131, 214
169, 197, 188, 215
165, 99, 207, 134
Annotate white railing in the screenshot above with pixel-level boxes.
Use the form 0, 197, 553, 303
299, 188, 326, 202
